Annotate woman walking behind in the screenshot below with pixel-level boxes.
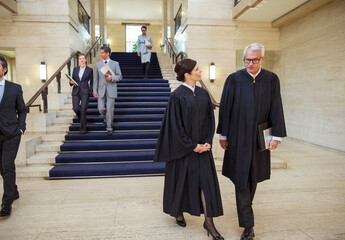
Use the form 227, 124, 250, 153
137, 25, 153, 79
154, 59, 224, 240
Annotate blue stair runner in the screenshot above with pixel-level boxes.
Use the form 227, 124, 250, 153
48, 52, 168, 179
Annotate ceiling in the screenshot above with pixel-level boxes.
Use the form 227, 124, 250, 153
106, 0, 163, 23
236, 0, 310, 22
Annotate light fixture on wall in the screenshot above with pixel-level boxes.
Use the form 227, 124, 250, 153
209, 62, 215, 82
40, 61, 47, 82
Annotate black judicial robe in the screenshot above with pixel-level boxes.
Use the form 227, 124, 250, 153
154, 85, 223, 218
217, 69, 286, 191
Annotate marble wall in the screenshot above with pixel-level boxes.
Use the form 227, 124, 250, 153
0, 0, 92, 103
278, 0, 345, 151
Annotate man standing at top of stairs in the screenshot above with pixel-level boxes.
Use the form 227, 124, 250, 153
93, 46, 122, 136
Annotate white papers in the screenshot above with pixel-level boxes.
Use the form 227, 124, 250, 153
65, 74, 79, 87
100, 64, 115, 76
145, 39, 151, 47
263, 128, 272, 149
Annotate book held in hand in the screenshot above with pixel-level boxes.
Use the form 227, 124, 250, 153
258, 121, 272, 151
65, 74, 78, 87
100, 64, 115, 76
145, 39, 151, 47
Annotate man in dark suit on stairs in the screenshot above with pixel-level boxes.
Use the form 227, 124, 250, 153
0, 56, 26, 218
69, 53, 93, 134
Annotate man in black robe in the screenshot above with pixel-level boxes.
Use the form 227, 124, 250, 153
217, 43, 286, 240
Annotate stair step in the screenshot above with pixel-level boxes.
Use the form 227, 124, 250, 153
52, 118, 73, 124
56, 150, 155, 164
26, 152, 57, 165
46, 125, 70, 133
65, 131, 159, 141
69, 122, 161, 132
48, 162, 165, 179
17, 165, 51, 178
35, 142, 62, 152
41, 134, 66, 142
60, 139, 157, 152
72, 115, 163, 123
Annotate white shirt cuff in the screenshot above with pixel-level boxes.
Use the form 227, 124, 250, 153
272, 136, 282, 142
219, 135, 227, 140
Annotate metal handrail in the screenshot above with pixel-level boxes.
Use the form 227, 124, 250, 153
164, 37, 220, 108
26, 37, 102, 113
164, 38, 187, 64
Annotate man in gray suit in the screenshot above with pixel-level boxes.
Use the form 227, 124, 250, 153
93, 46, 122, 136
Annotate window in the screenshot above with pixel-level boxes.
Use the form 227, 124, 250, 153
126, 25, 142, 52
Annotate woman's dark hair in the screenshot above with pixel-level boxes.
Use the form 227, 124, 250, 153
0, 56, 8, 76
141, 26, 147, 30
174, 58, 197, 82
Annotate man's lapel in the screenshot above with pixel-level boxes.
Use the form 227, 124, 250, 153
0, 82, 11, 108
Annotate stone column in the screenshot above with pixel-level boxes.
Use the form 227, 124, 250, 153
168, 0, 174, 47
90, 0, 96, 44
162, 0, 168, 48
99, 0, 106, 44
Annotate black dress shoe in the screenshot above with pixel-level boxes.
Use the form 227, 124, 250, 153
13, 191, 19, 200
175, 214, 186, 227
0, 205, 12, 217
107, 130, 113, 136
79, 129, 87, 134
241, 227, 255, 240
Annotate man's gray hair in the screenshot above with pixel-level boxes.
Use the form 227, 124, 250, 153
243, 43, 265, 57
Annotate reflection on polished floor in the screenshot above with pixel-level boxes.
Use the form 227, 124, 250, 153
0, 138, 344, 240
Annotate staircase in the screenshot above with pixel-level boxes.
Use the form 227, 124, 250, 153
48, 52, 168, 179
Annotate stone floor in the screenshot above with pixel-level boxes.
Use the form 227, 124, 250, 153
0, 138, 344, 240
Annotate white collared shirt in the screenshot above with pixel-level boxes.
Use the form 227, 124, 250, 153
0, 78, 5, 103
78, 65, 86, 80
247, 67, 262, 78
103, 59, 110, 64
182, 82, 195, 92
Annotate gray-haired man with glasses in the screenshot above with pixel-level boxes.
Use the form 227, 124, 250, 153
217, 43, 286, 240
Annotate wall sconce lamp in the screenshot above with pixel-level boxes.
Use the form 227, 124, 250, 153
40, 61, 47, 82
209, 62, 215, 82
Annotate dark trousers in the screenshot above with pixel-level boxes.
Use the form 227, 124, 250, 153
72, 93, 89, 131
0, 133, 21, 206
235, 181, 257, 228
142, 62, 150, 79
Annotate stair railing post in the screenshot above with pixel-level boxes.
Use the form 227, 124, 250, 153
56, 71, 61, 94
67, 60, 71, 76
42, 86, 48, 113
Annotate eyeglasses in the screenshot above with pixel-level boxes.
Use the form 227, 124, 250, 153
243, 58, 262, 64
141, 29, 146, 31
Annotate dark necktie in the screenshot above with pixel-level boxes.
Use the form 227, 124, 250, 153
105, 61, 108, 64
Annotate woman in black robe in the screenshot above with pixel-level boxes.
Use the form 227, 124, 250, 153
154, 59, 224, 240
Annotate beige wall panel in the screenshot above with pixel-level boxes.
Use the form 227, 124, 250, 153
17, 0, 69, 15
188, 0, 232, 19
279, 0, 345, 151
107, 24, 126, 52
0, 22, 69, 48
